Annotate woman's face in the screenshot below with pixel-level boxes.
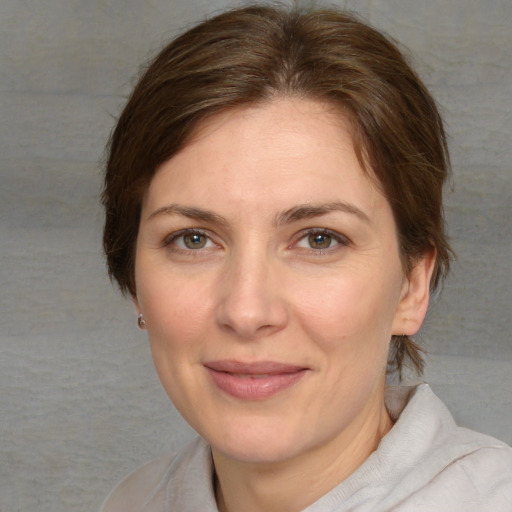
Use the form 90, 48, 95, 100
134, 98, 429, 465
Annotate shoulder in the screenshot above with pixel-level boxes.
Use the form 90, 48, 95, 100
99, 453, 174, 512
387, 384, 512, 510
98, 437, 210, 512
434, 429, 512, 496
399, 441, 512, 511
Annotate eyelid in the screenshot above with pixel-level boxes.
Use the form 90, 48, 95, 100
291, 228, 350, 250
162, 228, 217, 250
161, 227, 349, 253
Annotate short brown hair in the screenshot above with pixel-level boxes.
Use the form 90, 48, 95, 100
103, 5, 452, 376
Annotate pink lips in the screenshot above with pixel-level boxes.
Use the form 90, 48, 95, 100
203, 360, 308, 400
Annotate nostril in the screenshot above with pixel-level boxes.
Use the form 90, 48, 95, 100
215, 295, 288, 341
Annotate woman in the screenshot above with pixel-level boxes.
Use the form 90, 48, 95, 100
100, 5, 512, 511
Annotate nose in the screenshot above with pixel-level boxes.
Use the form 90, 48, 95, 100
215, 251, 288, 340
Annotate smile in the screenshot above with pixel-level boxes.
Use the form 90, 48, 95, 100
203, 361, 309, 400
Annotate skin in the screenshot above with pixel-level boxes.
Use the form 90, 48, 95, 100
133, 98, 434, 512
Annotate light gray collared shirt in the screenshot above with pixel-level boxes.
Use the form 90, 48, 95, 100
100, 384, 512, 511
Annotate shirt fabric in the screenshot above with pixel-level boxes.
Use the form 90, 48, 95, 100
99, 384, 512, 511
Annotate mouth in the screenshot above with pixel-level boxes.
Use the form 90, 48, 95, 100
203, 360, 309, 400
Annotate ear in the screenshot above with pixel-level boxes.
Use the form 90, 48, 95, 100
131, 293, 147, 329
392, 249, 436, 336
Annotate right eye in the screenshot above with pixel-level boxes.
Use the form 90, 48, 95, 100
165, 229, 215, 251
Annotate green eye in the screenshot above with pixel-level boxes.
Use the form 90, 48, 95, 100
308, 233, 334, 249
165, 229, 217, 253
295, 229, 345, 252
183, 233, 208, 249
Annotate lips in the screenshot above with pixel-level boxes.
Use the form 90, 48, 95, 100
203, 360, 308, 400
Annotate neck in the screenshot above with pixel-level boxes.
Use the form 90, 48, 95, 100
212, 398, 393, 512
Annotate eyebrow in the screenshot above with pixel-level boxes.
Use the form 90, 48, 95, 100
147, 201, 370, 226
147, 204, 229, 225
275, 202, 371, 226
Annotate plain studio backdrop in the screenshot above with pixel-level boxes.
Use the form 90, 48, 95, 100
1, 0, 511, 511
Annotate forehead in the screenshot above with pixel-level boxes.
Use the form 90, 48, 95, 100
186, 98, 356, 161
143, 98, 386, 219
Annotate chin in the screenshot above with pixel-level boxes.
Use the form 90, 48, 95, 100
206, 416, 314, 465
217, 439, 304, 465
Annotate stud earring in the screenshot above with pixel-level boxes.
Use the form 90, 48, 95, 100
137, 313, 146, 329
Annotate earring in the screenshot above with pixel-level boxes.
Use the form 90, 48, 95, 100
137, 313, 146, 329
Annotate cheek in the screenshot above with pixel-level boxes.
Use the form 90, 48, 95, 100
137, 273, 215, 410
137, 270, 214, 353
291, 269, 401, 355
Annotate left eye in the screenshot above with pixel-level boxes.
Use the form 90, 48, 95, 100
296, 231, 341, 250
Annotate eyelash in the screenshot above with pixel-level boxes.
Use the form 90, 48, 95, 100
293, 228, 350, 254
163, 228, 216, 252
162, 228, 350, 254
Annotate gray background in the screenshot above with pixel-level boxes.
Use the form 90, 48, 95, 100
1, 0, 511, 511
